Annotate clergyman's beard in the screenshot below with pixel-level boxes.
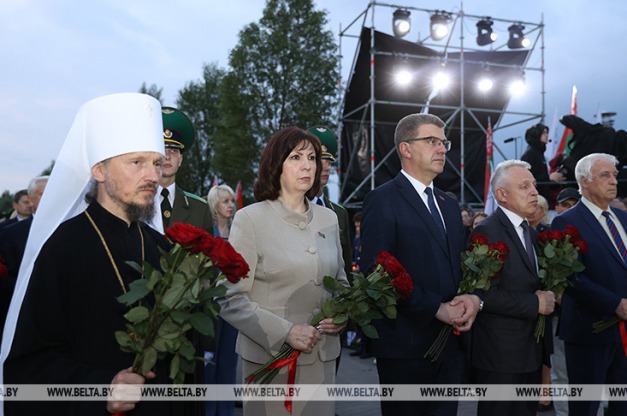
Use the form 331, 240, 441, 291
124, 200, 155, 223
104, 180, 156, 223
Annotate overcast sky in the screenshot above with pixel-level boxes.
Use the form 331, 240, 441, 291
2, 0, 625, 194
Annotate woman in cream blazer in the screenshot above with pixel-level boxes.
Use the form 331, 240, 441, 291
219, 127, 348, 416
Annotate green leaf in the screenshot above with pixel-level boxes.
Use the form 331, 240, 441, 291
361, 324, 379, 339
141, 346, 158, 374
322, 275, 340, 292
170, 310, 192, 324
382, 305, 396, 319
117, 279, 150, 306
332, 315, 348, 325
124, 306, 150, 324
115, 331, 132, 348
190, 312, 215, 336
169, 354, 180, 380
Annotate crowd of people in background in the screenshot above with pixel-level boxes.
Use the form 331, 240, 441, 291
0, 93, 626, 416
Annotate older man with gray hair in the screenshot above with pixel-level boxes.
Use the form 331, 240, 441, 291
552, 153, 627, 416
470, 159, 555, 416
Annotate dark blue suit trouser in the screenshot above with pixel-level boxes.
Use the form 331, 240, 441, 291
565, 341, 627, 416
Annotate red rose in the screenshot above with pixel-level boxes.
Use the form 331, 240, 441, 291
376, 251, 405, 279
165, 223, 210, 253
564, 225, 580, 238
489, 241, 510, 260
572, 237, 588, 255
207, 238, 250, 283
391, 271, 413, 299
469, 233, 489, 249
0, 255, 8, 280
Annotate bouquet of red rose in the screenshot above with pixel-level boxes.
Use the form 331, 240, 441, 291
246, 251, 413, 387
534, 225, 587, 341
424, 233, 509, 361
115, 223, 249, 384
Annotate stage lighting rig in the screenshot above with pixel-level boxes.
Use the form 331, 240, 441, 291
507, 23, 530, 49
476, 18, 497, 46
430, 11, 452, 41
392, 9, 411, 38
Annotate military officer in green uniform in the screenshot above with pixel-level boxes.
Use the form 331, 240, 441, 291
159, 107, 213, 416
158, 107, 213, 234
308, 127, 352, 279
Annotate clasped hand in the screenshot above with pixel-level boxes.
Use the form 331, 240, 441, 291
435, 294, 481, 332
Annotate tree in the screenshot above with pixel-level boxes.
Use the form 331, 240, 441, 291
0, 190, 12, 219
139, 83, 164, 104
40, 160, 55, 176
219, 0, 340, 194
175, 63, 225, 197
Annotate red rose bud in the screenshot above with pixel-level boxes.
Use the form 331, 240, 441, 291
564, 225, 580, 238
376, 251, 405, 279
165, 223, 210, 252
470, 233, 489, 247
208, 239, 250, 283
573, 238, 588, 255
391, 271, 413, 299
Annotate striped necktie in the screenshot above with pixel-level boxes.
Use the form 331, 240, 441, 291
602, 211, 627, 262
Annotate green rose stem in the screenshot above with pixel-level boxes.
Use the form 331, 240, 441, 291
131, 248, 198, 375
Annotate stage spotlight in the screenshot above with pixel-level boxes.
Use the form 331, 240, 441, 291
507, 23, 530, 49
476, 18, 497, 46
430, 12, 451, 41
509, 78, 526, 96
395, 69, 413, 86
478, 77, 493, 92
393, 9, 411, 38
433, 71, 451, 90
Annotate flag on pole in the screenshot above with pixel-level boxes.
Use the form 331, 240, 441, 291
484, 117, 496, 214
235, 180, 244, 209
555, 85, 578, 156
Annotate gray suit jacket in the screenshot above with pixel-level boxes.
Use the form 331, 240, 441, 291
219, 198, 348, 365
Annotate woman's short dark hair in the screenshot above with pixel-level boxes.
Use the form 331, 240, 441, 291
254, 126, 322, 201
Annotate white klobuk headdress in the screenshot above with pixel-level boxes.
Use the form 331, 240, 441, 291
0, 93, 164, 393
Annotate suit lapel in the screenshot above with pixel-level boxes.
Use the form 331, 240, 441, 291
495, 208, 537, 276
394, 174, 449, 256
578, 204, 627, 268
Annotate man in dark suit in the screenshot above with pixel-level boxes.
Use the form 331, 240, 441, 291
307, 126, 352, 279
552, 153, 627, 416
157, 107, 212, 416
0, 190, 32, 231
0, 177, 47, 340
360, 113, 480, 416
157, 107, 213, 234
470, 159, 555, 416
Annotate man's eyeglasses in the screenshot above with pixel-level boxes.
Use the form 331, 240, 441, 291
403, 136, 451, 151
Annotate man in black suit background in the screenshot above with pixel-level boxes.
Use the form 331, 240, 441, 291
360, 113, 480, 416
470, 159, 556, 416
0, 190, 32, 231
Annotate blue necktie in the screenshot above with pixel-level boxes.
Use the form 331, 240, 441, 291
602, 211, 627, 262
424, 188, 446, 241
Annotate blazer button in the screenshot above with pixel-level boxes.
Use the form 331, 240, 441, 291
308, 246, 317, 254
298, 221, 307, 230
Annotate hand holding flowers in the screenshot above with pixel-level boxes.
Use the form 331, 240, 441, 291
424, 233, 509, 361
115, 223, 249, 384
246, 250, 413, 384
